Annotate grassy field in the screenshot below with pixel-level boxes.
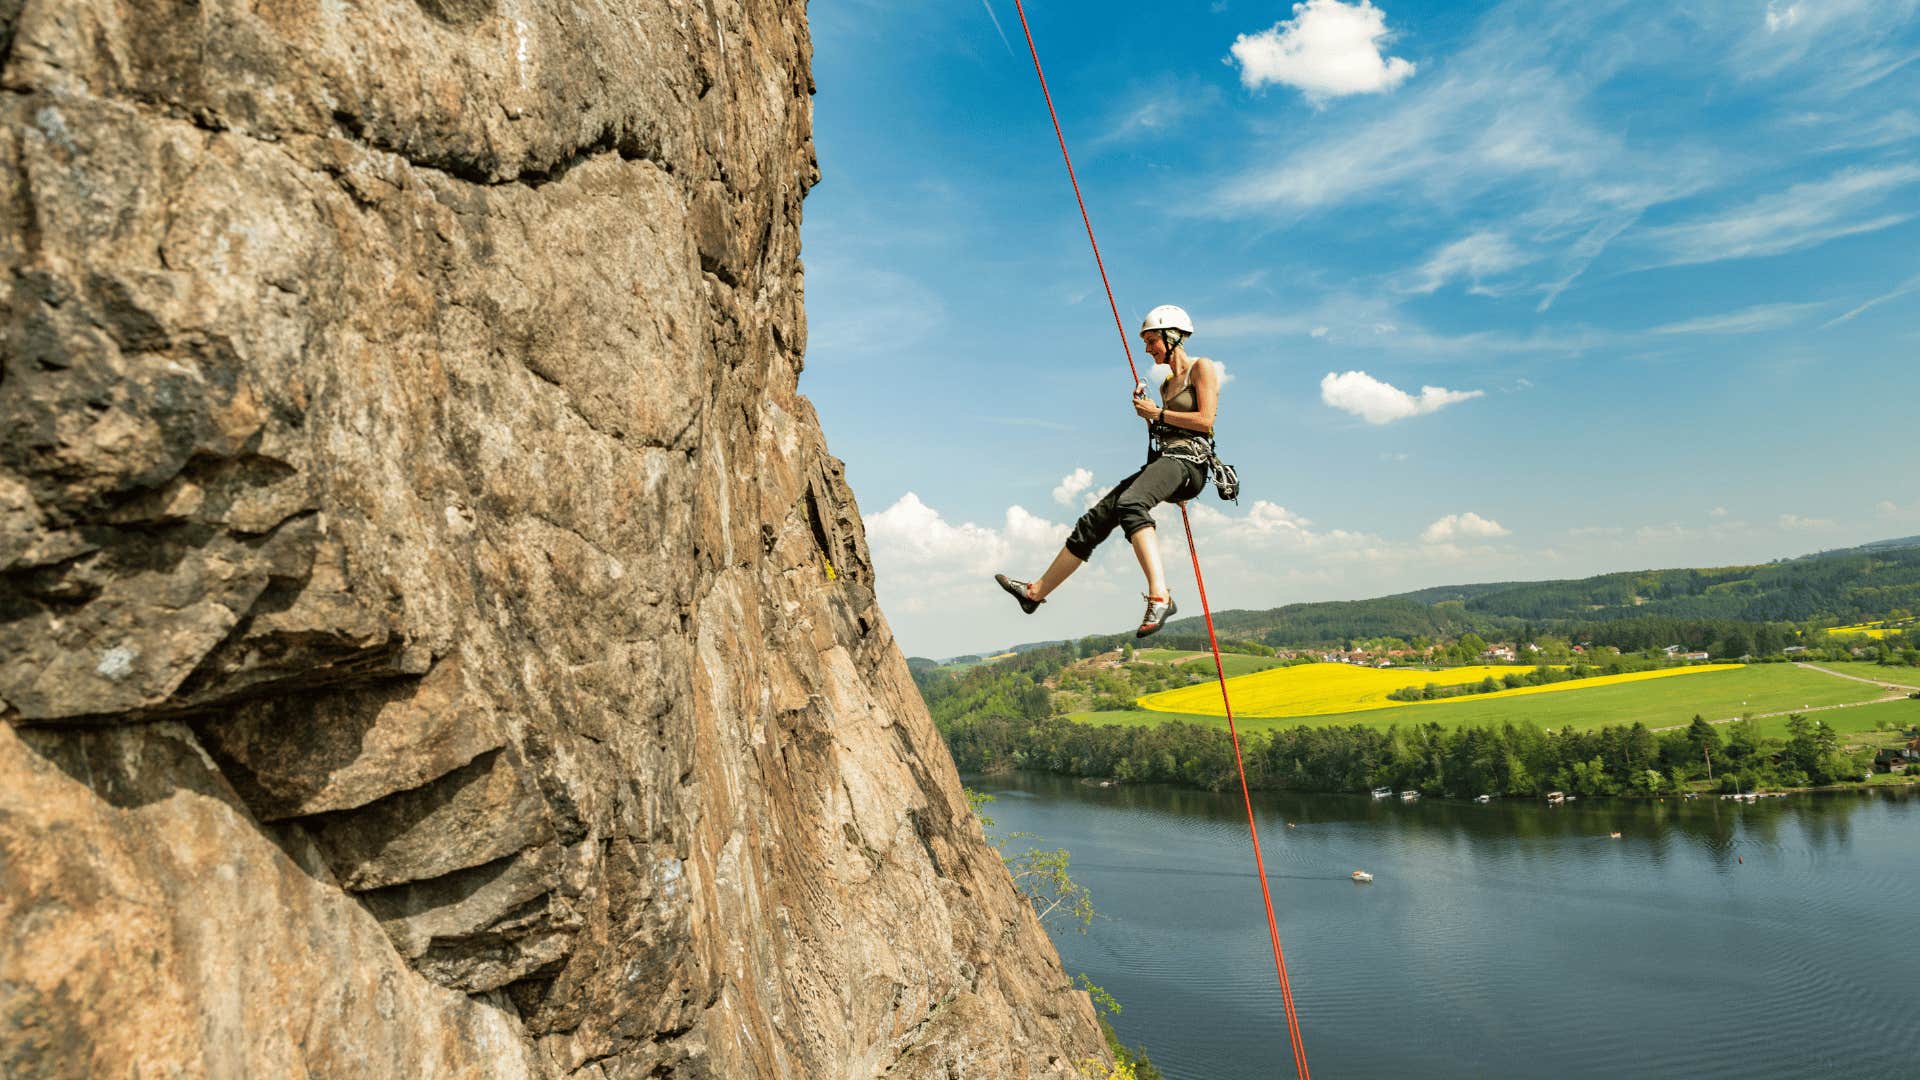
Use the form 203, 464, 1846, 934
1071, 664, 1890, 734
1803, 662, 1920, 689
1137, 662, 1743, 718
1748, 697, 1920, 739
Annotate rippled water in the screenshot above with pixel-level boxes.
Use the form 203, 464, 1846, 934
969, 774, 1920, 1080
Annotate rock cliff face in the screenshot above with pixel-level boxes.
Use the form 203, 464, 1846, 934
0, 3, 1107, 1076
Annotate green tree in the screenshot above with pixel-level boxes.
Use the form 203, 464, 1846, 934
1719, 628, 1751, 659
968, 789, 1097, 932
1725, 717, 1763, 762
1784, 713, 1841, 781
1685, 715, 1723, 778
1570, 756, 1616, 795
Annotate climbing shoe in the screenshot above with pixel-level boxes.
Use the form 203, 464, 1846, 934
994, 574, 1043, 615
1136, 594, 1176, 638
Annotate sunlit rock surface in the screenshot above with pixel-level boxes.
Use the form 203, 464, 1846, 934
0, 2, 1106, 1075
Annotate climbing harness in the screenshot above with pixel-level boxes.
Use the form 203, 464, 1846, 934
1008, 4, 1310, 1077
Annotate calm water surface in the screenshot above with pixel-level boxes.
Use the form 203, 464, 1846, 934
970, 773, 1919, 1079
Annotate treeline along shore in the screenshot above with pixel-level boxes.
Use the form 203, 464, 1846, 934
943, 709, 1876, 798
918, 628, 1920, 799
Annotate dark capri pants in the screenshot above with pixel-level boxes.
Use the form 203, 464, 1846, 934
1065, 457, 1206, 562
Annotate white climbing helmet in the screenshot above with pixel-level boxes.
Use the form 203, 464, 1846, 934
1140, 304, 1194, 337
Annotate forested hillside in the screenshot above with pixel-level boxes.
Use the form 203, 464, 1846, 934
1181, 538, 1920, 648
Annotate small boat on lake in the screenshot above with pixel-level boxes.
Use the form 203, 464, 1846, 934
1352, 870, 1373, 883
1475, 794, 1492, 804
1371, 786, 1393, 800
1609, 831, 1623, 839
1546, 791, 1566, 806
1399, 790, 1421, 803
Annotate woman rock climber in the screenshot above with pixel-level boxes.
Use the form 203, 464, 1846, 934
995, 304, 1219, 639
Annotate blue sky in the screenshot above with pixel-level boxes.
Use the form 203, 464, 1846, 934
801, 0, 1920, 659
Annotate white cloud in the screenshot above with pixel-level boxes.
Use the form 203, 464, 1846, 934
1650, 301, 1824, 335
1408, 231, 1534, 294
1711, 506, 1730, 518
867, 492, 1016, 575
1421, 512, 1511, 543
1052, 468, 1095, 507
1229, 0, 1417, 104
1778, 513, 1836, 530
1320, 370, 1483, 424
1643, 165, 1920, 267
1765, 2, 1804, 33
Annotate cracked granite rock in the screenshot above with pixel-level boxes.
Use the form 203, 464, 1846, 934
0, 2, 1108, 1076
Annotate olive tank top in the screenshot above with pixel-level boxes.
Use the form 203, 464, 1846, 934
1154, 363, 1213, 465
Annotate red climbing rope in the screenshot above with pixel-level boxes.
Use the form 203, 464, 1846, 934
1010, 0, 1142, 391
1010, 4, 1311, 1077
1180, 505, 1311, 1080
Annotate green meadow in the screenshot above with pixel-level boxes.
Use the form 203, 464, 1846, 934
1069, 663, 1895, 735
1799, 662, 1920, 689
1765, 697, 1920, 738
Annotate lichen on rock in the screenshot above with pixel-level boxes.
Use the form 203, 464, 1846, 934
0, 2, 1107, 1076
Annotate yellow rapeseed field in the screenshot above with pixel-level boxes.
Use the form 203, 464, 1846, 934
1827, 624, 1893, 639
1137, 662, 1746, 719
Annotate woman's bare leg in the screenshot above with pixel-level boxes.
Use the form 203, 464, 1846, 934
1029, 546, 1084, 601
1130, 527, 1169, 598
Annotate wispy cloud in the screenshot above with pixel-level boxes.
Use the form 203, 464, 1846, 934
1407, 231, 1534, 295
1823, 272, 1920, 328
1092, 78, 1221, 148
1650, 301, 1825, 335
980, 0, 1017, 58
1642, 165, 1920, 267
1208, 301, 1608, 358
1211, 0, 1717, 308
1736, 0, 1920, 91
1778, 513, 1837, 530
1321, 370, 1483, 424
1229, 0, 1417, 104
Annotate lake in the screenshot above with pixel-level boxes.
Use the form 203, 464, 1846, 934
968, 773, 1919, 1079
